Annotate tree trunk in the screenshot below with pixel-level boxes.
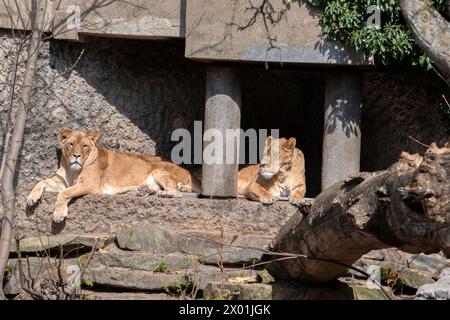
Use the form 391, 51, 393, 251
398, 0, 450, 85
0, 0, 44, 299
265, 143, 450, 283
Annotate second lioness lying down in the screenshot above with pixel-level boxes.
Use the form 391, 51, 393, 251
27, 129, 200, 223
237, 136, 306, 205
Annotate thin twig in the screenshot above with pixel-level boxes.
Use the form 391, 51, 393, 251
408, 136, 431, 148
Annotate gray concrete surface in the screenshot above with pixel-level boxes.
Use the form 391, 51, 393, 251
202, 66, 241, 197
322, 72, 362, 189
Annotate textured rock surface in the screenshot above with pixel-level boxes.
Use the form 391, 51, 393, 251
398, 268, 435, 289
90, 250, 194, 272
20, 193, 305, 235
84, 266, 186, 291
416, 268, 450, 300
83, 264, 256, 292
361, 72, 448, 172
203, 282, 241, 300
204, 280, 392, 300
81, 291, 178, 300
354, 248, 450, 280
10, 234, 113, 253
115, 224, 273, 265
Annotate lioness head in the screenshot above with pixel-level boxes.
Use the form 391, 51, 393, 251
58, 128, 100, 171
259, 136, 296, 179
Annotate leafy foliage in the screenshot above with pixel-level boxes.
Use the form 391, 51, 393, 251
153, 260, 168, 273
299, 0, 449, 68
164, 276, 192, 296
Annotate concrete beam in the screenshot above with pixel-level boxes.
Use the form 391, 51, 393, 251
322, 72, 362, 190
202, 66, 241, 197
185, 0, 371, 66
0, 0, 53, 32
0, 0, 185, 40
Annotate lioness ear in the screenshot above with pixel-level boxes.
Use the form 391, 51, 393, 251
87, 130, 101, 144
284, 137, 296, 150
58, 128, 71, 142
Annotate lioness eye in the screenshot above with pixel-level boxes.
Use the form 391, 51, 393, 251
83, 145, 88, 150
68, 143, 73, 148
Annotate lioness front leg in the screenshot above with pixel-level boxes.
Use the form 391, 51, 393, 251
155, 174, 181, 198
245, 183, 274, 205
53, 184, 90, 223
27, 175, 66, 207
288, 184, 306, 206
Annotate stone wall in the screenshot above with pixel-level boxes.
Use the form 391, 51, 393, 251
361, 71, 448, 172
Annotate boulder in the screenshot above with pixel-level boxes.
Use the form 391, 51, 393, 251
399, 268, 435, 289
409, 254, 450, 278
203, 282, 241, 300
416, 268, 450, 300
190, 265, 257, 291
239, 284, 273, 300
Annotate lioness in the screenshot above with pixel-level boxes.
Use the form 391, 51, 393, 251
237, 136, 306, 205
27, 129, 200, 223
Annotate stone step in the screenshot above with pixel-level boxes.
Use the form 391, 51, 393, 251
10, 234, 113, 253
204, 279, 395, 300
81, 290, 179, 300
115, 225, 272, 266
90, 250, 194, 272
83, 267, 187, 292
20, 193, 312, 235
83, 264, 257, 293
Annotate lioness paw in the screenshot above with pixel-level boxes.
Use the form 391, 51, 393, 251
259, 196, 274, 205
52, 207, 68, 223
26, 192, 41, 207
289, 196, 303, 206
157, 190, 181, 198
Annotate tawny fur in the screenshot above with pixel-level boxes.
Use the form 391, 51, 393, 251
237, 136, 306, 205
27, 129, 200, 223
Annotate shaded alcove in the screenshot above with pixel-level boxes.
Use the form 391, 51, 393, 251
241, 68, 325, 197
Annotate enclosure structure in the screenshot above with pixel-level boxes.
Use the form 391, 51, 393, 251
2, 0, 450, 302
0, 0, 372, 196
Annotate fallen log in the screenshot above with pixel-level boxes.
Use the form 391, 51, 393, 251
265, 143, 450, 283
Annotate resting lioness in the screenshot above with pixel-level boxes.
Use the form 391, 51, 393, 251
237, 136, 306, 205
27, 129, 200, 223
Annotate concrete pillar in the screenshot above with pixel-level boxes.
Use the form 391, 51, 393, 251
202, 66, 241, 197
322, 72, 362, 190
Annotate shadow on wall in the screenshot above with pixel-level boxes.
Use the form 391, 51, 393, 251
325, 98, 360, 138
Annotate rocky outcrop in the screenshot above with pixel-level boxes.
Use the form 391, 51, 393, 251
19, 193, 308, 236
6, 217, 450, 300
